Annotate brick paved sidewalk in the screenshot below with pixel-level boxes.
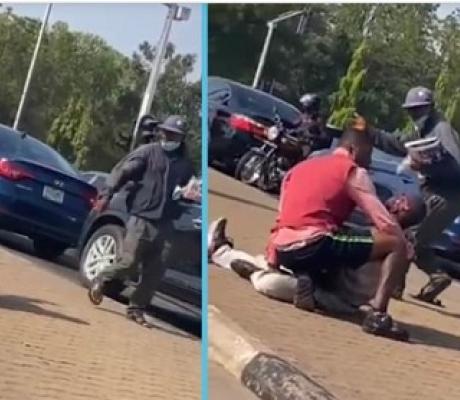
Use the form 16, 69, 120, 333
0, 247, 200, 400
210, 169, 460, 400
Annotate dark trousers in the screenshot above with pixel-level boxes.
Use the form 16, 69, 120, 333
415, 188, 460, 273
99, 216, 173, 310
397, 187, 460, 299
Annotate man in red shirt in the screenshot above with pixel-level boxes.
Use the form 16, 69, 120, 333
267, 118, 411, 340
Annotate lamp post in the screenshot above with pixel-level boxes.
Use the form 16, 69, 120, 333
130, 3, 191, 150
13, 3, 52, 130
252, 9, 306, 89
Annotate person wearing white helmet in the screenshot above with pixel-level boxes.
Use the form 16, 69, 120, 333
371, 86, 460, 306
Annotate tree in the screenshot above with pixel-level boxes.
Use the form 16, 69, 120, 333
0, 8, 201, 173
47, 97, 92, 169
328, 41, 369, 128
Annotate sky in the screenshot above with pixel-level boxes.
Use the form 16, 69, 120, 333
2, 3, 459, 83
5, 3, 202, 81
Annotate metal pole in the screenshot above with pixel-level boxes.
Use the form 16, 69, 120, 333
252, 22, 274, 89
13, 3, 52, 130
252, 9, 306, 89
131, 4, 176, 150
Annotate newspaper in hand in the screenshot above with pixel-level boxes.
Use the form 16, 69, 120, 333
397, 137, 444, 175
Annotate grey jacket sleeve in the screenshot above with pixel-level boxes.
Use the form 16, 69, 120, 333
103, 150, 147, 198
422, 122, 460, 184
372, 127, 409, 157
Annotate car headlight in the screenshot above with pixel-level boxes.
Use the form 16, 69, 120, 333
267, 126, 279, 141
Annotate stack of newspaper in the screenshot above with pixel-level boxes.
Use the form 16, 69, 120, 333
397, 137, 444, 174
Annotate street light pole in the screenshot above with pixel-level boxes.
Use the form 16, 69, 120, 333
130, 4, 176, 151
252, 22, 275, 90
252, 9, 306, 89
13, 3, 52, 130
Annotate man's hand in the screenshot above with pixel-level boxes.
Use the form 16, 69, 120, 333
181, 177, 201, 203
93, 196, 110, 213
409, 153, 424, 171
182, 186, 201, 203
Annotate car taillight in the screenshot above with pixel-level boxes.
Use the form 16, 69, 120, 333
229, 114, 267, 137
0, 158, 33, 181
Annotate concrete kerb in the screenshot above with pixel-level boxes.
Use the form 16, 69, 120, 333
208, 305, 338, 400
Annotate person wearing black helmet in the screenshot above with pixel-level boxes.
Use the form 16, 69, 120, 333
139, 114, 160, 145
296, 93, 331, 156
88, 115, 197, 327
371, 86, 460, 306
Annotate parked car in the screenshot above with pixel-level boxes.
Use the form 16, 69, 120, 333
80, 171, 109, 192
208, 76, 302, 172
312, 139, 460, 279
77, 171, 202, 319
0, 124, 97, 259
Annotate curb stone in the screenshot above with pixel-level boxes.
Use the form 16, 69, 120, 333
209, 305, 338, 400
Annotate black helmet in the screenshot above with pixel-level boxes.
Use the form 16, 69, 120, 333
299, 93, 321, 113
158, 115, 187, 136
139, 114, 159, 134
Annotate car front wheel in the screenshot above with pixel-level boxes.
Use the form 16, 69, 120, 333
79, 224, 125, 288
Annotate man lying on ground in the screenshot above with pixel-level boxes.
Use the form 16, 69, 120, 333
208, 193, 425, 314
212, 118, 415, 340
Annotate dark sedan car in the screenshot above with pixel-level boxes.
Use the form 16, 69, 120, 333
208, 76, 301, 171
0, 124, 97, 259
78, 171, 202, 320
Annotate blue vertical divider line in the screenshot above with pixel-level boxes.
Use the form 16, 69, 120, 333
201, 3, 209, 400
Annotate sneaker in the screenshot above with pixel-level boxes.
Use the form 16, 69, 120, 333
126, 308, 154, 328
293, 274, 316, 312
88, 277, 104, 305
208, 217, 231, 257
230, 259, 259, 280
361, 307, 409, 342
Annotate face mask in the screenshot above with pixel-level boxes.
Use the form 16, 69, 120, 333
161, 140, 181, 152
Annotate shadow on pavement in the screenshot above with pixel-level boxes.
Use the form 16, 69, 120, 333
0, 295, 89, 325
401, 321, 460, 351
209, 189, 277, 213
99, 308, 199, 340
404, 298, 460, 319
0, 231, 77, 271
312, 308, 460, 351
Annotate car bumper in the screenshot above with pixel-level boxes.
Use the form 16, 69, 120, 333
0, 192, 80, 245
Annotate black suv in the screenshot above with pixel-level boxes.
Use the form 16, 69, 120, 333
208, 76, 301, 171
78, 172, 201, 321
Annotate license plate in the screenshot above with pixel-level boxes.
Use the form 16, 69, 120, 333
43, 186, 64, 204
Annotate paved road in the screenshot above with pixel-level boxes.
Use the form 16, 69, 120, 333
209, 167, 460, 400
209, 362, 257, 400
0, 230, 200, 337
0, 238, 201, 400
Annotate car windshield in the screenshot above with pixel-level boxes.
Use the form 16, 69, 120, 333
229, 84, 300, 125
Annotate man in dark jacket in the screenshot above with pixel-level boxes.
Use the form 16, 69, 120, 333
371, 87, 460, 305
88, 115, 196, 327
